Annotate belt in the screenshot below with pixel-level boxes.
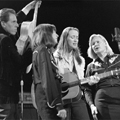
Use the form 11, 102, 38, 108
62, 92, 82, 105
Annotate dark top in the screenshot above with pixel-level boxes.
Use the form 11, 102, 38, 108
84, 54, 120, 106
32, 44, 63, 110
0, 11, 32, 102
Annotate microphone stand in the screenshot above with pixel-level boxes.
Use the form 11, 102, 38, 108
20, 79, 24, 120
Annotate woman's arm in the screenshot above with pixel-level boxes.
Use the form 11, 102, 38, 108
84, 63, 98, 115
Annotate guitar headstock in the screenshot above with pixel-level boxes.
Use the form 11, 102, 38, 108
35, 0, 42, 3
33, 0, 42, 8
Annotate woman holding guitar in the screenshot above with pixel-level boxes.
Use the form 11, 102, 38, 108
85, 34, 120, 120
54, 27, 96, 120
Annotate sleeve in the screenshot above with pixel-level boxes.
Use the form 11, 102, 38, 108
1, 36, 31, 71
37, 48, 47, 87
53, 49, 65, 75
35, 48, 64, 110
53, 49, 61, 64
32, 49, 44, 85
1, 36, 22, 67
83, 63, 94, 106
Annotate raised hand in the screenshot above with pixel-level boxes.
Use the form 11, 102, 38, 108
22, 0, 42, 15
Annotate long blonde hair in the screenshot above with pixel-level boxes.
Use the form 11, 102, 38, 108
56, 27, 82, 65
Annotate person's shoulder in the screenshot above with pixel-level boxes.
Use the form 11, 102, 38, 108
33, 45, 47, 62
0, 34, 7, 39
0, 34, 8, 40
0, 34, 11, 44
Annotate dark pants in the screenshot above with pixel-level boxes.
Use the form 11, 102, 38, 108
95, 87, 120, 120
35, 84, 61, 120
0, 96, 20, 120
36, 83, 90, 120
64, 98, 90, 120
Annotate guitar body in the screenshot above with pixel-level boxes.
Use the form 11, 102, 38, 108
60, 67, 120, 105
16, 1, 42, 110
20, 21, 35, 40
16, 21, 34, 55
61, 68, 80, 100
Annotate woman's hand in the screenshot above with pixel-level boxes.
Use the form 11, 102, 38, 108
88, 74, 100, 85
57, 109, 67, 119
90, 104, 98, 115
22, 0, 42, 15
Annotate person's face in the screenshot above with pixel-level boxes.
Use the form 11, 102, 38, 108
52, 30, 58, 44
2, 13, 18, 35
91, 36, 107, 54
67, 29, 79, 50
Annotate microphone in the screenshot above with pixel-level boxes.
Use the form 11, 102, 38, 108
20, 80, 24, 120
112, 27, 120, 51
113, 27, 120, 42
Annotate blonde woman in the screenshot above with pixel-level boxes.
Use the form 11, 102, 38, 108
85, 34, 120, 120
54, 27, 95, 120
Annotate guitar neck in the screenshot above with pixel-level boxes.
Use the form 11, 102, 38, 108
81, 69, 119, 85
62, 69, 120, 88
32, 1, 40, 27
97, 71, 113, 79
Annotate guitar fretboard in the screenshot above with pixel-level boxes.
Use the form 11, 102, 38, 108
81, 69, 120, 85
62, 69, 120, 88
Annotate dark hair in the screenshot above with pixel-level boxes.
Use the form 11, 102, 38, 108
31, 23, 57, 50
0, 8, 16, 22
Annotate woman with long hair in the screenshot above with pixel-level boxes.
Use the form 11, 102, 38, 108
54, 27, 96, 120
31, 23, 66, 120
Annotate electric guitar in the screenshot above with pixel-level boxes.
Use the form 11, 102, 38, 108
16, 0, 42, 55
61, 68, 120, 104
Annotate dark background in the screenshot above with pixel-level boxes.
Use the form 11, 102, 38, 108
0, 0, 120, 92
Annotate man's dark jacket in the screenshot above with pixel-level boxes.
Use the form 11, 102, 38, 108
0, 11, 32, 103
